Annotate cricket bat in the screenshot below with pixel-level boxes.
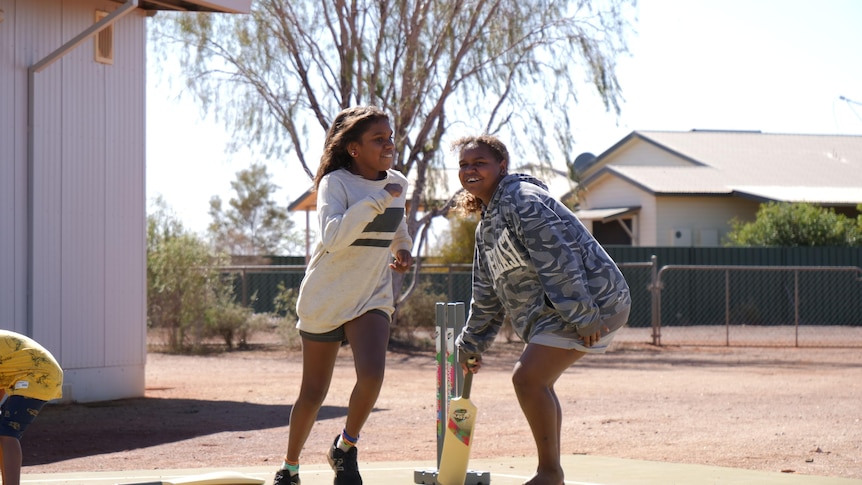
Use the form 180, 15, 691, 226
436, 363, 477, 485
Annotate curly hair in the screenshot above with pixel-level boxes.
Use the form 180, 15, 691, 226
314, 106, 390, 190
450, 134, 510, 215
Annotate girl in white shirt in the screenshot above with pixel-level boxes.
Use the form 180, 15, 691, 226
274, 106, 413, 485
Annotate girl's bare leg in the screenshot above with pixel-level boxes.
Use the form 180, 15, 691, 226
285, 338, 340, 462
1, 434, 24, 485
342, 312, 390, 439
512, 343, 585, 485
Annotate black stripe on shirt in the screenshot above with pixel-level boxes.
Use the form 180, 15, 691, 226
352, 239, 393, 248
363, 207, 404, 233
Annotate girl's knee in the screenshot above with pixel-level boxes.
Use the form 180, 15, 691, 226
511, 366, 536, 395
356, 369, 385, 392
298, 383, 330, 406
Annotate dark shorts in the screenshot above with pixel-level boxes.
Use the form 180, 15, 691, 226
0, 395, 48, 440
300, 309, 391, 342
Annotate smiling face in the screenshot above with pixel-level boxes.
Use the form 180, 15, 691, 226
458, 142, 508, 206
348, 118, 395, 180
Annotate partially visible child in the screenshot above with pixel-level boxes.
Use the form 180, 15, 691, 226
0, 330, 64, 485
274, 106, 413, 485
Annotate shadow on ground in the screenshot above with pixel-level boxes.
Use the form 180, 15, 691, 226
21, 398, 345, 466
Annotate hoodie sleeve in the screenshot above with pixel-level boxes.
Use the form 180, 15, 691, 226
456, 234, 506, 354
317, 173, 397, 253
504, 185, 603, 336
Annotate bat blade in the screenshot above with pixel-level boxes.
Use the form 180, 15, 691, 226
436, 370, 477, 485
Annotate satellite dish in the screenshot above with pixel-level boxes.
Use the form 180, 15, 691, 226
573, 152, 597, 173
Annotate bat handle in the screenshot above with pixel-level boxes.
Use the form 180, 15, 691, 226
461, 363, 474, 399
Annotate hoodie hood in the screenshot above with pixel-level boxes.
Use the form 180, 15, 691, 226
486, 173, 548, 211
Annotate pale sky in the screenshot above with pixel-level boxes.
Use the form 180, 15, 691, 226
146, 0, 862, 240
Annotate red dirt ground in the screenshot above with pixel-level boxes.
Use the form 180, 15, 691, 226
21, 339, 862, 480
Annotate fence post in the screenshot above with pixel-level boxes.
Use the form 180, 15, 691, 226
241, 267, 248, 307
724, 269, 730, 346
794, 269, 800, 348
649, 255, 661, 346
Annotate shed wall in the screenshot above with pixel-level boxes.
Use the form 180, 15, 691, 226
1, 0, 147, 402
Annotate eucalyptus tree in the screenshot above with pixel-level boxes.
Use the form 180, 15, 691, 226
208, 162, 300, 256
150, 0, 634, 284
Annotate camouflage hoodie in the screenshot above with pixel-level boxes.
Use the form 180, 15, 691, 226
457, 173, 631, 354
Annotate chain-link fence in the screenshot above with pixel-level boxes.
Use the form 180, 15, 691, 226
221, 265, 307, 315
652, 265, 862, 347
218, 259, 862, 348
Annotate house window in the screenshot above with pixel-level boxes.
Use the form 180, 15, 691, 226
94, 10, 114, 65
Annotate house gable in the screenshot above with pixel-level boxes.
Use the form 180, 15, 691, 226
602, 135, 705, 169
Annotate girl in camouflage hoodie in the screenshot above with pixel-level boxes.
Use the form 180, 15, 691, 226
452, 134, 631, 485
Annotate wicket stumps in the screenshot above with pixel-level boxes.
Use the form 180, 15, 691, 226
413, 302, 490, 485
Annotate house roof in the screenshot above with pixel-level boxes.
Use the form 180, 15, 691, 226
732, 186, 862, 205
582, 131, 862, 205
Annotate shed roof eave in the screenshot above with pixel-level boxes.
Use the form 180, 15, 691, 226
128, 0, 251, 13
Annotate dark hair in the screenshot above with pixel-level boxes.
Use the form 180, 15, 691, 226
314, 106, 390, 190
450, 134, 510, 214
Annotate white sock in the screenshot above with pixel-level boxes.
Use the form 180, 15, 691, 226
282, 461, 299, 475
337, 435, 352, 451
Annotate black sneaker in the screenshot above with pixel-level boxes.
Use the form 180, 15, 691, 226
327, 435, 363, 485
273, 469, 300, 485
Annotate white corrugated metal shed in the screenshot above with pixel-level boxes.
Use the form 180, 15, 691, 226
1, 0, 248, 403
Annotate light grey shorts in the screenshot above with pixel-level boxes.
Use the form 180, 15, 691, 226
530, 306, 631, 354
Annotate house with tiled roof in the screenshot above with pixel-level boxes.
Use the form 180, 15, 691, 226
572, 131, 862, 247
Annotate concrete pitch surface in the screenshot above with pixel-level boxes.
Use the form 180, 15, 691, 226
22, 456, 862, 485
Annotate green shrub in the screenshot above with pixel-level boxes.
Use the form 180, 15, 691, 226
147, 198, 230, 352
272, 282, 301, 350
726, 202, 862, 246
205, 298, 253, 350
393, 280, 448, 349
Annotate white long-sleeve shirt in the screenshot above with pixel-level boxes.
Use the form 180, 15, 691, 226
296, 168, 413, 333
